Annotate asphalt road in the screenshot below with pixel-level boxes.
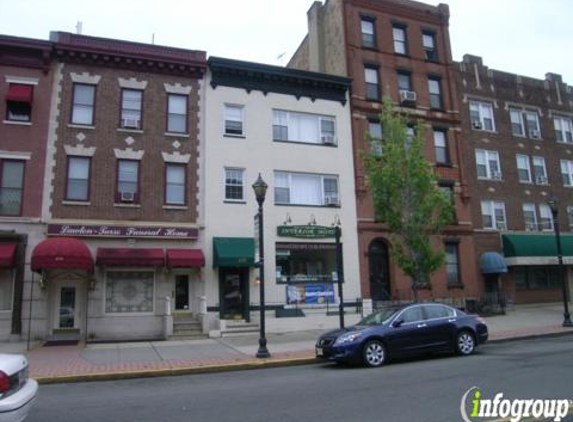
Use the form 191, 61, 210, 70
28, 336, 573, 422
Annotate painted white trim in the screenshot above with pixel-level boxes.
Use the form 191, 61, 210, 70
118, 77, 148, 90
0, 150, 32, 160
505, 256, 573, 266
64, 144, 96, 157
165, 132, 190, 138
70, 72, 101, 85
164, 83, 192, 95
2, 121, 32, 127
161, 151, 191, 163
503, 101, 544, 116
113, 148, 144, 160
5, 76, 39, 85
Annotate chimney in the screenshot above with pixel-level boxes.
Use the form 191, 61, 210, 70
307, 1, 323, 72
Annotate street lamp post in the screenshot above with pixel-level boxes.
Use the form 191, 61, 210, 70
333, 218, 345, 329
547, 198, 573, 327
253, 173, 271, 358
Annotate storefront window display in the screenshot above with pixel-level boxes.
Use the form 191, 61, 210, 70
105, 271, 154, 313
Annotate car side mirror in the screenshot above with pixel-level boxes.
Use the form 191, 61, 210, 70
392, 318, 404, 328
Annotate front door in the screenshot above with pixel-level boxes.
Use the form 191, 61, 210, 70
175, 275, 190, 311
219, 268, 249, 320
54, 283, 81, 330
369, 239, 391, 301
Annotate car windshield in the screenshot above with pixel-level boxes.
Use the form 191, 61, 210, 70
357, 308, 400, 326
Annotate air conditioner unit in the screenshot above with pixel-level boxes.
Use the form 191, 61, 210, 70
121, 191, 135, 202
122, 118, 140, 129
472, 120, 483, 130
399, 90, 417, 104
496, 222, 507, 231
535, 175, 548, 184
491, 171, 502, 180
324, 196, 340, 206
321, 135, 337, 145
529, 129, 541, 139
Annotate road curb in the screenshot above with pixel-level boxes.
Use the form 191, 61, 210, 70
487, 329, 573, 344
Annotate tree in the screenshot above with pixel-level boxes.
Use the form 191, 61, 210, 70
363, 98, 454, 301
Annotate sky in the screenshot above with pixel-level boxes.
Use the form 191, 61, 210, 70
0, 0, 572, 83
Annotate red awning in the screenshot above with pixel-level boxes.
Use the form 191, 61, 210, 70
6, 84, 34, 103
0, 244, 17, 268
31, 237, 93, 272
166, 249, 205, 268
96, 248, 165, 267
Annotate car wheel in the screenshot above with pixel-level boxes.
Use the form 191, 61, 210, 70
362, 340, 386, 367
456, 331, 476, 356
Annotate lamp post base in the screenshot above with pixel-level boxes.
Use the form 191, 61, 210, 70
563, 315, 573, 328
256, 338, 270, 358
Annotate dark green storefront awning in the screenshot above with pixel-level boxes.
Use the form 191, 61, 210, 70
213, 237, 255, 267
503, 234, 573, 258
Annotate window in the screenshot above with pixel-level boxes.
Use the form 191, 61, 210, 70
361, 17, 376, 48
5, 84, 33, 122
509, 109, 524, 137
364, 66, 380, 101
120, 89, 142, 129
105, 271, 154, 313
224, 168, 245, 201
422, 32, 437, 61
0, 160, 24, 216
399, 306, 424, 324
165, 164, 186, 205
524, 111, 540, 138
444, 242, 461, 286
567, 206, 573, 231
0, 270, 12, 311
368, 120, 383, 156
516, 155, 532, 183
428, 77, 442, 110
167, 94, 187, 133
397, 71, 415, 105
561, 160, 573, 186
539, 204, 553, 231
392, 25, 407, 55
66, 157, 90, 201
116, 160, 139, 202
274, 171, 339, 206
397, 72, 411, 92
71, 84, 95, 125
224, 104, 244, 136
405, 126, 415, 152
509, 108, 540, 138
434, 129, 449, 165
532, 156, 548, 185
276, 242, 337, 286
522, 203, 538, 231
481, 200, 507, 230
439, 184, 454, 205
272, 110, 336, 145
554, 116, 573, 143
424, 304, 455, 319
475, 149, 501, 180
514, 267, 561, 290
469, 100, 495, 132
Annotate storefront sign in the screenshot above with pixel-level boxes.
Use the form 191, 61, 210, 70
286, 284, 334, 305
277, 225, 338, 239
47, 224, 199, 240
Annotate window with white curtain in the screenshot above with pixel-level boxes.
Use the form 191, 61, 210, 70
274, 171, 339, 206
165, 164, 186, 205
475, 149, 501, 180
66, 156, 90, 201
71, 84, 95, 125
272, 110, 336, 145
481, 200, 507, 230
538, 204, 553, 231
516, 154, 532, 183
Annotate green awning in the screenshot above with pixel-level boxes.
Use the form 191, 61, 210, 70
213, 237, 255, 267
503, 234, 573, 258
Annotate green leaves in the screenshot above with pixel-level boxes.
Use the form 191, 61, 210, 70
363, 98, 455, 300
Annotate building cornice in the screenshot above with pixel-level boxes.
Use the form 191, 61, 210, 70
0, 34, 51, 73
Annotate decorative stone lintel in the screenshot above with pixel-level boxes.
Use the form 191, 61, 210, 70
164, 83, 192, 95
118, 77, 148, 90
114, 148, 145, 160
161, 151, 191, 164
64, 144, 96, 157
70, 72, 101, 85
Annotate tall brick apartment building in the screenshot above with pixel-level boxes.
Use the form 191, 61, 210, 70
456, 54, 573, 305
289, 0, 478, 305
27, 33, 207, 341
0, 35, 53, 341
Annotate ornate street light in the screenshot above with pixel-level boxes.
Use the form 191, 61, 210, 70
547, 198, 572, 327
252, 173, 271, 357
332, 215, 345, 329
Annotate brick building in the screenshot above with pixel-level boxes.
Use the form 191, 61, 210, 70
0, 35, 53, 341
289, 0, 478, 305
27, 32, 207, 341
455, 54, 573, 305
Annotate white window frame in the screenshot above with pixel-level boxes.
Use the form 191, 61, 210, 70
538, 204, 554, 232
567, 206, 573, 231
554, 116, 573, 143
522, 203, 538, 231
481, 200, 507, 230
272, 110, 336, 146
516, 154, 532, 183
274, 171, 340, 207
561, 160, 573, 187
224, 167, 245, 202
532, 156, 548, 185
469, 100, 495, 132
224, 104, 244, 136
392, 26, 407, 55
433, 129, 448, 164
475, 149, 501, 180
361, 18, 375, 48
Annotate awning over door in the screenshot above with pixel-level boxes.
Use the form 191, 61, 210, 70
31, 237, 94, 272
96, 248, 165, 267
6, 84, 33, 103
0, 244, 17, 268
479, 252, 508, 274
213, 237, 254, 268
166, 249, 205, 268
502, 234, 573, 265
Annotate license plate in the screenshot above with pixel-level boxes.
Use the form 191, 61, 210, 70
316, 347, 324, 357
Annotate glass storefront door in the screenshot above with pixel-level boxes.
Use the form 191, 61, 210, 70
59, 286, 76, 328
219, 268, 249, 320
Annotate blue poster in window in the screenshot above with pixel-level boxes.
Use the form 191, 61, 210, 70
304, 284, 334, 304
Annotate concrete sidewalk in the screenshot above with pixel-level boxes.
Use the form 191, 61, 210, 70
2, 303, 572, 384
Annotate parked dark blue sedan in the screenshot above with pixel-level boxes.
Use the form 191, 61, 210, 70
315, 303, 488, 367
